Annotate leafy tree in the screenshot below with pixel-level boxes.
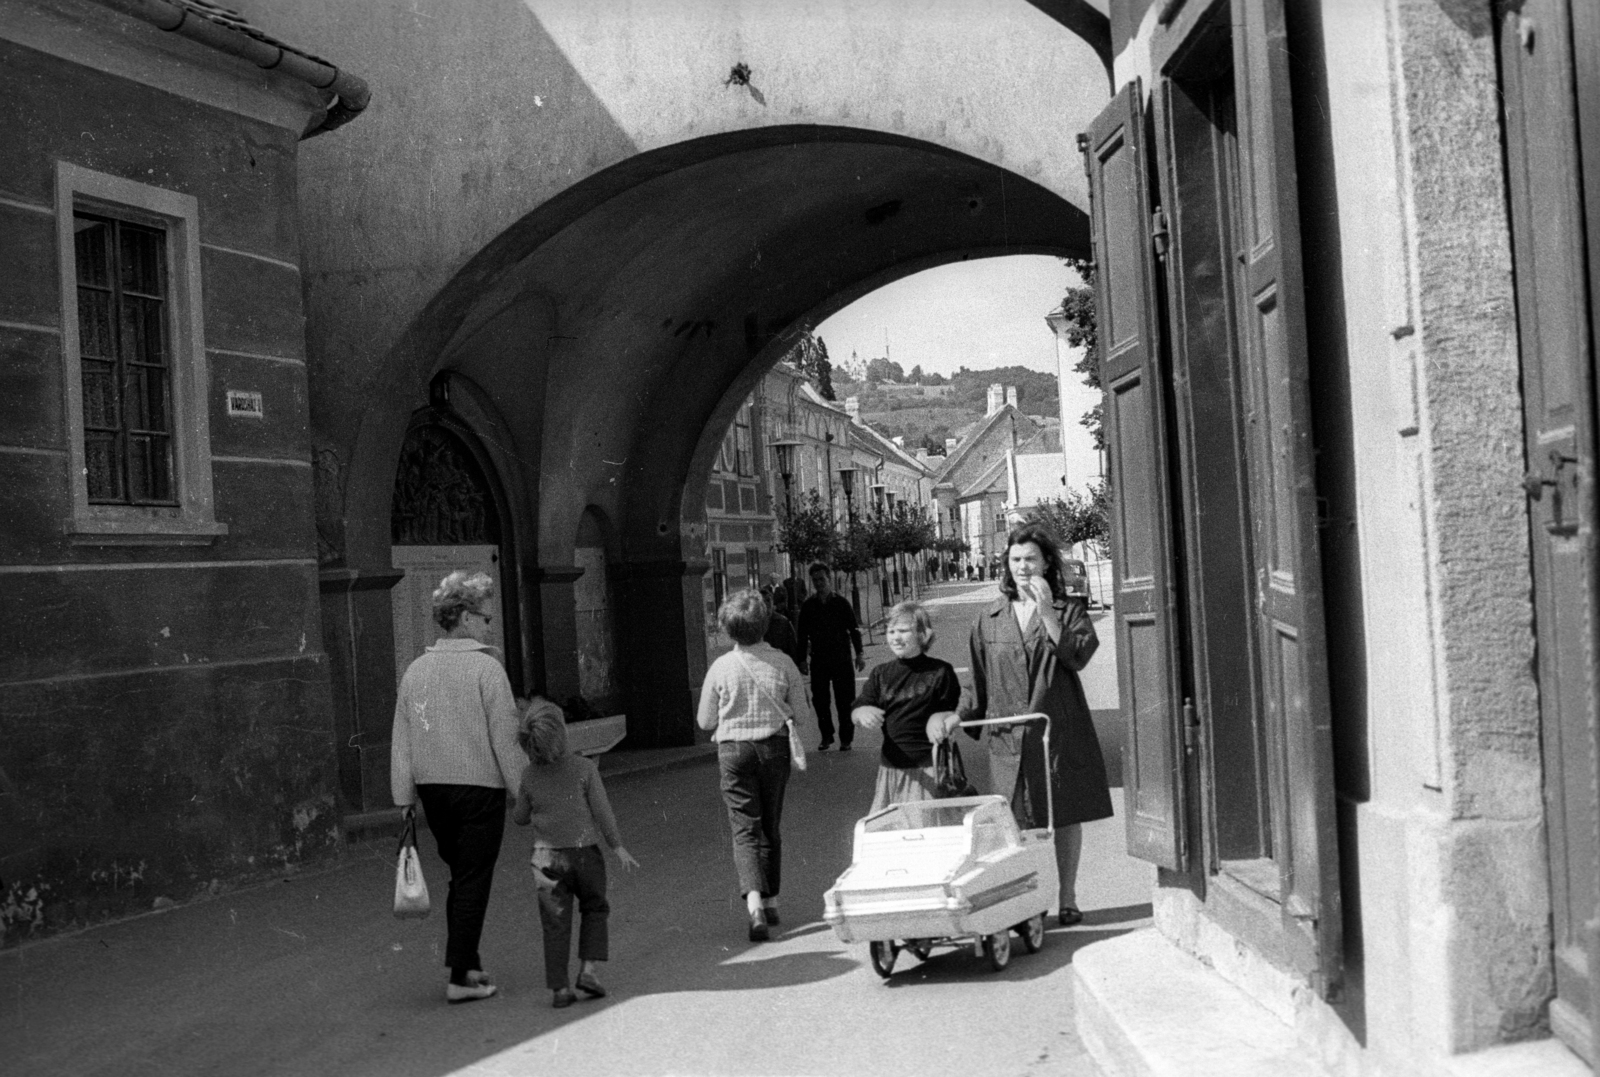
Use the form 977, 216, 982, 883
865, 356, 906, 384
1027, 478, 1110, 554
831, 517, 876, 575
909, 364, 924, 383
784, 332, 837, 401
775, 490, 836, 565
891, 504, 937, 555
861, 511, 900, 561
1058, 257, 1104, 451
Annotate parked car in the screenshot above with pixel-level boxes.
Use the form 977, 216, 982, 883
1061, 558, 1092, 604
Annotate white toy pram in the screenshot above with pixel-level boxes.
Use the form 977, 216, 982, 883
822, 714, 1059, 977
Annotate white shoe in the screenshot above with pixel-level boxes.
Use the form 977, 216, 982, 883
446, 980, 498, 1004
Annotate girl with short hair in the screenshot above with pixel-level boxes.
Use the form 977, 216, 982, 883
696, 589, 812, 941
512, 698, 639, 1009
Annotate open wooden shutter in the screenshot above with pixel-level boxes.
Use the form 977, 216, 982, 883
1232, 0, 1342, 992
1499, 0, 1600, 1058
1082, 80, 1189, 871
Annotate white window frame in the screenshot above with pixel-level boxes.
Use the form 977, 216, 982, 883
56, 162, 225, 545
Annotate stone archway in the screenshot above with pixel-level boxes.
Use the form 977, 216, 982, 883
274, 2, 1113, 753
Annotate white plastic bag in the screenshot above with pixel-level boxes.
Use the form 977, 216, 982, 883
393, 810, 430, 919
787, 720, 808, 771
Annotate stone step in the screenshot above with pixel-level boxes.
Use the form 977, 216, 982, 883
1072, 929, 1333, 1077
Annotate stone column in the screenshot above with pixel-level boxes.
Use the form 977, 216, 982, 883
613, 558, 710, 748
537, 564, 585, 703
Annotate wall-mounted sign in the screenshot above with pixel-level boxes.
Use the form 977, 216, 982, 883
226, 390, 264, 418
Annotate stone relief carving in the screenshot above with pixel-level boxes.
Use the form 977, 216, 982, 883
391, 426, 499, 545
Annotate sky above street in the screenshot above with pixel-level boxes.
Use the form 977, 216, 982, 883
815, 254, 1081, 379
815, 254, 1103, 491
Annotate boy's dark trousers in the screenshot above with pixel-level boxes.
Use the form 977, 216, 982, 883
532, 845, 610, 989
810, 662, 856, 748
416, 784, 506, 977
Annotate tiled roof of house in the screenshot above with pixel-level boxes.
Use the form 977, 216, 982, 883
100, 0, 369, 134
159, 0, 337, 68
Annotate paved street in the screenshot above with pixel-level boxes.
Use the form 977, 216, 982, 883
0, 583, 1149, 1077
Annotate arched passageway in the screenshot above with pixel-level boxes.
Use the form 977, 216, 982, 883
341, 128, 1091, 754
265, 0, 1114, 800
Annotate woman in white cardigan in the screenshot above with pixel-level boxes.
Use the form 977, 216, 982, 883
391, 570, 524, 1004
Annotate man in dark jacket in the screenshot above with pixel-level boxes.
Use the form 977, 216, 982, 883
796, 562, 864, 750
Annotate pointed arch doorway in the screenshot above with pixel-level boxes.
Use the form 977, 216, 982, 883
389, 419, 518, 689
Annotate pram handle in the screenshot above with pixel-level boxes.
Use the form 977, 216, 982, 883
955, 713, 1053, 836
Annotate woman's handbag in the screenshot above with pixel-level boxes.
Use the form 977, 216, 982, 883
787, 719, 809, 772
393, 809, 431, 919
934, 738, 978, 798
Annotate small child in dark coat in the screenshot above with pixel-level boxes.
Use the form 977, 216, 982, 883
512, 697, 640, 1009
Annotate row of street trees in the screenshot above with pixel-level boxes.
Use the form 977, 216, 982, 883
774, 492, 953, 610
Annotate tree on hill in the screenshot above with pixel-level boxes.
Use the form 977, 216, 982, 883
945, 365, 1060, 415
1057, 257, 1103, 451
865, 356, 906, 384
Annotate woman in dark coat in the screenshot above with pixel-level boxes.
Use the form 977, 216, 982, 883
935, 521, 1112, 926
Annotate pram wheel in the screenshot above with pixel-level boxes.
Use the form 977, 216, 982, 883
869, 940, 898, 979
983, 930, 1012, 971
1018, 913, 1046, 954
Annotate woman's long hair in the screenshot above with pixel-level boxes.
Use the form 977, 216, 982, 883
998, 521, 1066, 601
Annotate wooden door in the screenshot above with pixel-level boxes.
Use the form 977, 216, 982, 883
1231, 0, 1341, 994
1499, 0, 1600, 1062
390, 545, 504, 686
1083, 80, 1190, 871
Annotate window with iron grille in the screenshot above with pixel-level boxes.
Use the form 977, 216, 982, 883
74, 212, 176, 505
56, 162, 223, 544
712, 547, 727, 610
745, 546, 760, 589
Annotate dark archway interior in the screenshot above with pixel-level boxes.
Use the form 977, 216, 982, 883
374, 125, 1093, 742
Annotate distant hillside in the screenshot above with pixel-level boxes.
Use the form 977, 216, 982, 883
835, 365, 1060, 456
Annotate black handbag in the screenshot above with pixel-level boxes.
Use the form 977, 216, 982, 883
934, 738, 978, 798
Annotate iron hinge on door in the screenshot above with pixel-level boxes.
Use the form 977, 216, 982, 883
1181, 696, 1199, 756
1151, 206, 1170, 260
1523, 448, 1581, 537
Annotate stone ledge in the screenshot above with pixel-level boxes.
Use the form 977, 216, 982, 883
1441, 1039, 1589, 1077
1073, 929, 1334, 1077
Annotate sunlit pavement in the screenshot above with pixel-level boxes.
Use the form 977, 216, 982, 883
0, 582, 1149, 1077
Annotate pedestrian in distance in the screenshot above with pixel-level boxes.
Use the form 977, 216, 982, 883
512, 698, 640, 1009
932, 521, 1112, 927
851, 601, 962, 812
762, 585, 801, 665
391, 570, 525, 1004
697, 589, 811, 941
796, 561, 865, 751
